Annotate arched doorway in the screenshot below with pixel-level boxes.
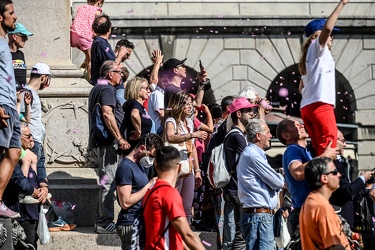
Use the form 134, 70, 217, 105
266, 64, 357, 125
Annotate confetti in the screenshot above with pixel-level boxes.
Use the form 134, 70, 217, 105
166, 108, 172, 110
278, 88, 288, 97
202, 240, 211, 247
127, 9, 134, 13
40, 51, 47, 58
100, 174, 108, 186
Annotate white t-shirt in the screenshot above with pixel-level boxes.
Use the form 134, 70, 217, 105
300, 35, 336, 108
148, 86, 164, 132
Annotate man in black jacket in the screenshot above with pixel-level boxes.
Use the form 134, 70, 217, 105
330, 130, 373, 228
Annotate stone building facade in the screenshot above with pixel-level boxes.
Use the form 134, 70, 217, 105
11, 0, 375, 225
72, 0, 375, 168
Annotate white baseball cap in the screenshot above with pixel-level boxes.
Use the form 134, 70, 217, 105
31, 63, 51, 75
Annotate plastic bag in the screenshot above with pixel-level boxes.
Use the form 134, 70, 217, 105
275, 212, 291, 248
37, 204, 50, 245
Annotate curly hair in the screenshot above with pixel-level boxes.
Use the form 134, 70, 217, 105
298, 30, 321, 75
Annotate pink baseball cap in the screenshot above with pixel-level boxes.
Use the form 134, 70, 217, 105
229, 97, 257, 114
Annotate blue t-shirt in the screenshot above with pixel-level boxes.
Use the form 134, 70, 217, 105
282, 144, 312, 208
90, 36, 115, 85
115, 157, 148, 226
0, 38, 17, 110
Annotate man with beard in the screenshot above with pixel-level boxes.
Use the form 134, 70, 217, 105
19, 63, 52, 203
223, 97, 257, 249
0, 0, 21, 218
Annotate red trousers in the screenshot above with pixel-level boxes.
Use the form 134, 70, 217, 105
301, 102, 337, 156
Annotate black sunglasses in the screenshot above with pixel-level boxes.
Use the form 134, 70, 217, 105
324, 169, 339, 176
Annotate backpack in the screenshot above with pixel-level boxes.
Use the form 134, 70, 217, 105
353, 191, 373, 233
207, 128, 242, 188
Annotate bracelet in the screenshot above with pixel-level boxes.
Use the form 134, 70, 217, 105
190, 132, 193, 139
184, 135, 186, 141
194, 169, 201, 173
118, 138, 124, 142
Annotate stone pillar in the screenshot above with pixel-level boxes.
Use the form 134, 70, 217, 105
13, 0, 99, 226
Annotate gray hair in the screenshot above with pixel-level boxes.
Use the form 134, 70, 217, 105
238, 86, 258, 103
246, 119, 265, 141
99, 60, 117, 78
20, 122, 28, 129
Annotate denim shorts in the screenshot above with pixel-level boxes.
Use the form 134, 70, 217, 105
0, 104, 21, 149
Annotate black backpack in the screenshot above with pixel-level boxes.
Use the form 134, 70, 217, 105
353, 191, 373, 233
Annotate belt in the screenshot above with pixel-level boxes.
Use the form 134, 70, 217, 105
242, 207, 273, 214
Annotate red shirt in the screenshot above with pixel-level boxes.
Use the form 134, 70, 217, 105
143, 180, 186, 250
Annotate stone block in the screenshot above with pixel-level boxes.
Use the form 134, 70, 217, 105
233, 65, 247, 81
168, 3, 239, 16
240, 3, 309, 16
207, 49, 240, 79
47, 168, 100, 226
357, 155, 375, 170
355, 110, 375, 126
357, 141, 375, 155
269, 36, 296, 68
247, 66, 272, 92
14, 0, 73, 67
364, 37, 375, 49
357, 127, 375, 140
241, 50, 277, 84
225, 37, 255, 49
0, 218, 13, 250
287, 37, 302, 64
311, 3, 374, 18
99, 2, 168, 18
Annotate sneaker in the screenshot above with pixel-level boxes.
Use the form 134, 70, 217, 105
0, 202, 20, 219
48, 216, 72, 232
19, 195, 39, 204
95, 222, 116, 234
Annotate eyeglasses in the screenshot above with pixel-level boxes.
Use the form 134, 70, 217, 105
22, 134, 33, 139
323, 169, 339, 176
140, 86, 151, 91
338, 138, 346, 143
16, 34, 28, 40
111, 70, 124, 76
184, 102, 193, 106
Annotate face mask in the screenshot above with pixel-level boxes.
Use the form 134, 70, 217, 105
140, 156, 154, 168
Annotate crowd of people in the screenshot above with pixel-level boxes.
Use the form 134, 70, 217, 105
1, 0, 375, 249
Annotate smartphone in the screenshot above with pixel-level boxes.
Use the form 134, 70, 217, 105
199, 59, 204, 73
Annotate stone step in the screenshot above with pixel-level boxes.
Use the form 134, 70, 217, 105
37, 227, 218, 250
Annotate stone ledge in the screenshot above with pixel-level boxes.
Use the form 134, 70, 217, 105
38, 227, 217, 250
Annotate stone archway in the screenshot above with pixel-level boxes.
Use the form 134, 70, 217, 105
266, 64, 357, 125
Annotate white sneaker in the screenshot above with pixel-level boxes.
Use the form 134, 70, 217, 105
19, 193, 52, 204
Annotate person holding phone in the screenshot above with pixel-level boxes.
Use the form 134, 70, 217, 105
163, 58, 209, 109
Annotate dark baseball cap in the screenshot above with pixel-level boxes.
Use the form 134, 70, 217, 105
163, 58, 187, 70
304, 19, 340, 37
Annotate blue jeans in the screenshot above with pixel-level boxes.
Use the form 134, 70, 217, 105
30, 141, 47, 183
241, 212, 275, 250
223, 200, 235, 249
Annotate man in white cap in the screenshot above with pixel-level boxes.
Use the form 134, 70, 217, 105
8, 23, 33, 90
19, 63, 52, 198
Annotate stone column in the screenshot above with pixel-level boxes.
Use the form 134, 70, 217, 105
13, 0, 99, 226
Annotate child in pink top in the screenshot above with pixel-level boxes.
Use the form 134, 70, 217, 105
70, 0, 104, 80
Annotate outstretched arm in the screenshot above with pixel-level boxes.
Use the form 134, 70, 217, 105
319, 0, 349, 46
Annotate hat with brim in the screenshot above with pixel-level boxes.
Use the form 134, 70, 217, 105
30, 63, 52, 76
230, 97, 258, 114
163, 58, 187, 70
8, 23, 33, 36
304, 19, 340, 37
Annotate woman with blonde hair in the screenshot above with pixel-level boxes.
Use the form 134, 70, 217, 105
298, 0, 348, 156
120, 76, 152, 155
164, 91, 207, 224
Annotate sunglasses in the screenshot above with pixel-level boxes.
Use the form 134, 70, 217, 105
323, 169, 339, 176
22, 134, 33, 139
